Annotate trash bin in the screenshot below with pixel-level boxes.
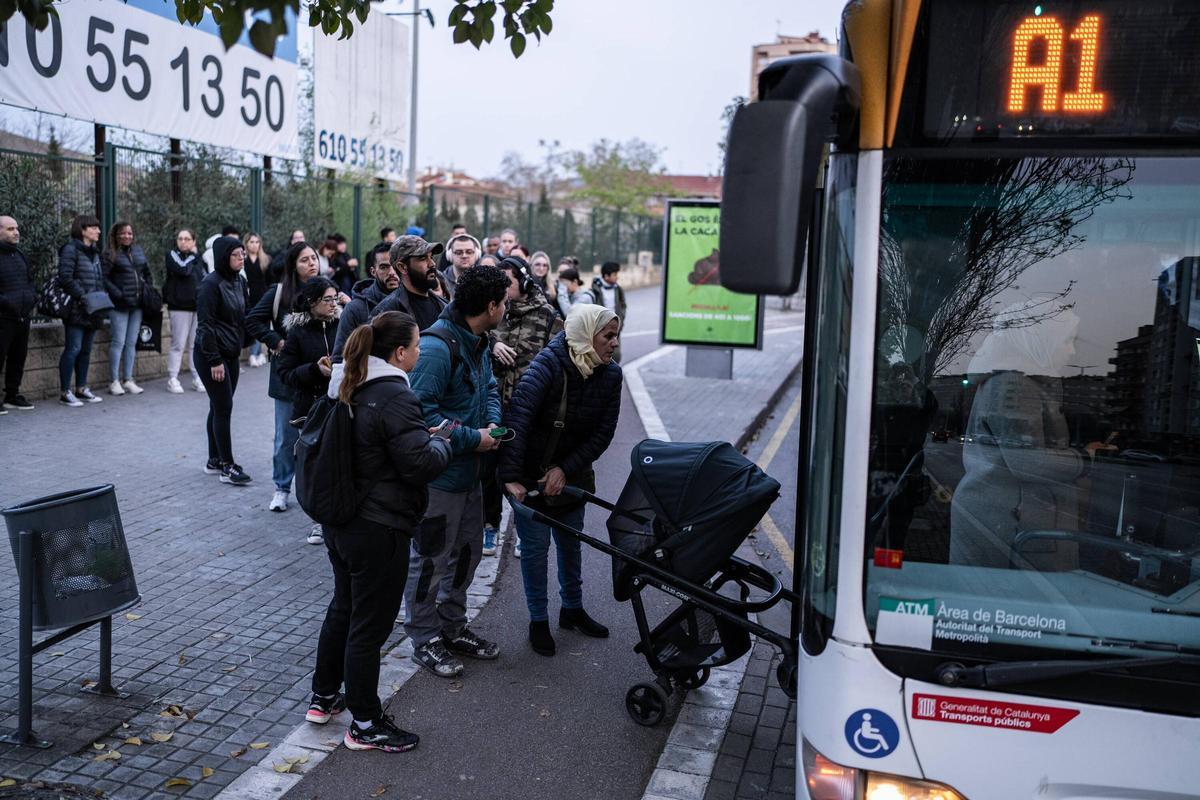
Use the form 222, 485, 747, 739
4, 485, 139, 631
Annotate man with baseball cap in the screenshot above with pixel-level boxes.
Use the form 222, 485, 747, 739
371, 234, 447, 331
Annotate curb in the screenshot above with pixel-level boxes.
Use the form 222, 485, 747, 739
627, 351, 801, 800
214, 506, 511, 800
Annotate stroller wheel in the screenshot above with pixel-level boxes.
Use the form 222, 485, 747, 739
776, 659, 797, 700
625, 682, 668, 727
677, 667, 711, 691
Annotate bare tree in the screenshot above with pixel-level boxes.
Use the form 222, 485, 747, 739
880, 156, 1136, 380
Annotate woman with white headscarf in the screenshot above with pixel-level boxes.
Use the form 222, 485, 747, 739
500, 304, 622, 657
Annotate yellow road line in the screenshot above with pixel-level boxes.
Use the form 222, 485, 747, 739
754, 390, 803, 571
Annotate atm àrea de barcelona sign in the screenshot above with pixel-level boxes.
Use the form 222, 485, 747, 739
912, 693, 1080, 734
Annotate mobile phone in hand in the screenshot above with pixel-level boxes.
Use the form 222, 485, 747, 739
432, 420, 454, 439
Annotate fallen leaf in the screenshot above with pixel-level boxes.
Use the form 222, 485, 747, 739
184, 708, 198, 720
284, 755, 309, 765
124, 737, 143, 746
150, 732, 174, 743
178, 652, 187, 666
273, 762, 292, 774
229, 747, 246, 758
92, 743, 106, 750
569, 651, 582, 656
448, 680, 462, 693
50, 651, 65, 657
121, 723, 130, 729
248, 742, 269, 750
80, 679, 95, 688
201, 767, 214, 779
93, 750, 121, 762
0, 779, 16, 788
164, 778, 192, 789
125, 613, 142, 621
217, 551, 225, 556
539, 709, 551, 718
222, 665, 237, 673
370, 786, 388, 798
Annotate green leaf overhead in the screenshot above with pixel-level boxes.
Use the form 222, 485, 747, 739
0, 0, 555, 57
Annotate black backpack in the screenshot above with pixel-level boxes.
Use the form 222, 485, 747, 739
294, 394, 362, 527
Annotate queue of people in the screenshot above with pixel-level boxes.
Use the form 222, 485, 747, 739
2, 213, 630, 754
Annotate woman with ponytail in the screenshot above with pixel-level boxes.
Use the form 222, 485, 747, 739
308, 311, 451, 754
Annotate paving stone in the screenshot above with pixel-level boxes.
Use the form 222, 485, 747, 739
645, 769, 710, 800
735, 770, 771, 800
706, 779, 738, 800
744, 747, 775, 776
656, 744, 718, 777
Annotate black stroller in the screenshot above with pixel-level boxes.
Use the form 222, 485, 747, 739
511, 439, 799, 727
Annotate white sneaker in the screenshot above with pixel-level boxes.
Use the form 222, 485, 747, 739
166, 378, 184, 394
513, 534, 522, 559
306, 525, 324, 545
109, 380, 125, 396
122, 380, 144, 395
269, 490, 288, 512
60, 391, 84, 407
192, 376, 206, 393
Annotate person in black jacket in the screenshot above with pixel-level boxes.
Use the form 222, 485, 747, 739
194, 236, 252, 486
332, 242, 396, 359
163, 229, 206, 394
369, 235, 447, 331
276, 277, 340, 516
501, 303, 623, 656
247, 241, 320, 512
0, 216, 36, 411
102, 222, 152, 396
308, 310, 451, 754
57, 215, 106, 407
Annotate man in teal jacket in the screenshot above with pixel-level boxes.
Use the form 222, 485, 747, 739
404, 264, 509, 678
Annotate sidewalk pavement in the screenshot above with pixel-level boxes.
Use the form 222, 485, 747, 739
0, 289, 804, 800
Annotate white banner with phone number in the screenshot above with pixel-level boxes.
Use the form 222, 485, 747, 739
0, 0, 298, 158
312, 11, 408, 182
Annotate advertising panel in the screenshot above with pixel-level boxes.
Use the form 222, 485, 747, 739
662, 199, 762, 348
312, 13, 409, 182
0, 0, 299, 157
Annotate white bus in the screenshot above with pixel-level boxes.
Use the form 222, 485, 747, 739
720, 1, 1200, 797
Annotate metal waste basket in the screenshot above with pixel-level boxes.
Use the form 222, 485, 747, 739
5, 485, 140, 629
2, 485, 140, 748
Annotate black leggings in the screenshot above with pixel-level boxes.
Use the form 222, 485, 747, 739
196, 353, 240, 465
313, 520, 411, 721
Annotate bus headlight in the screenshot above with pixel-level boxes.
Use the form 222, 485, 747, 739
803, 740, 967, 800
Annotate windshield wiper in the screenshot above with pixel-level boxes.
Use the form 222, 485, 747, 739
936, 653, 1200, 689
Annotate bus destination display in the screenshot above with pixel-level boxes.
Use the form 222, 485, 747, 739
922, 1, 1200, 140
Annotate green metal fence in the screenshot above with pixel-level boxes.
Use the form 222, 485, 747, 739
1, 140, 662, 287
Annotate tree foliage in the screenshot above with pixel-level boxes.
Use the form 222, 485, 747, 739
4, 0, 555, 59
567, 138, 668, 213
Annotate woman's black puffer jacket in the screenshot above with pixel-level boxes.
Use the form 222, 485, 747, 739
349, 371, 452, 531
57, 238, 105, 328
275, 307, 339, 423
499, 332, 622, 490
163, 249, 206, 311
194, 237, 248, 367
103, 244, 151, 310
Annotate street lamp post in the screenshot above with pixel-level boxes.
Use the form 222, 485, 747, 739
409, 0, 420, 196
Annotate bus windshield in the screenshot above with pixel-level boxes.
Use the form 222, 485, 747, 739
864, 155, 1200, 673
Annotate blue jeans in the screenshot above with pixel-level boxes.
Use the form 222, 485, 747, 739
273, 397, 299, 492
59, 324, 97, 392
511, 501, 585, 622
108, 308, 143, 382
249, 340, 262, 358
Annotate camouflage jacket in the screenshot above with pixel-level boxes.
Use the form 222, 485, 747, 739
495, 294, 561, 407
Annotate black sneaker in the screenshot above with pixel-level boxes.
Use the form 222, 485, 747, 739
3, 395, 33, 410
444, 627, 500, 660
305, 691, 346, 724
203, 458, 223, 475
411, 637, 464, 678
75, 386, 103, 404
344, 714, 419, 753
220, 463, 252, 485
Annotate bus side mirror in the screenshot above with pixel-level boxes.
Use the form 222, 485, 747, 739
719, 55, 860, 296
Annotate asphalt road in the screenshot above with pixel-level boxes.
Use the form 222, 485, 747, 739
288, 286, 681, 800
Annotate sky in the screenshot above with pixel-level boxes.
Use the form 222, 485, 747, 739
410, 0, 845, 178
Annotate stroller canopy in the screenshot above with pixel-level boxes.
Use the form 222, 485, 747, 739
630, 440, 780, 531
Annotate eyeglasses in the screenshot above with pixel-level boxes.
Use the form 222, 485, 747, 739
452, 249, 476, 257
316, 296, 338, 305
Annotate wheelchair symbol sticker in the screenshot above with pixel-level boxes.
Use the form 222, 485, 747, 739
844, 709, 899, 758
